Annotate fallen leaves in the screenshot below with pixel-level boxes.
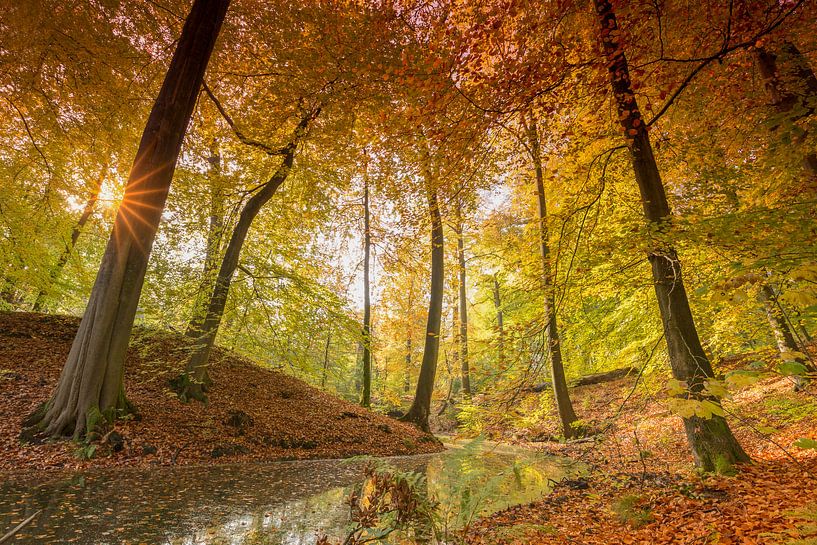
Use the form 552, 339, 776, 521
0, 311, 442, 472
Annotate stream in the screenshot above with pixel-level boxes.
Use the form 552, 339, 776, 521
0, 439, 582, 544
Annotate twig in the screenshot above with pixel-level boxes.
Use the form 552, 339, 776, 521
0, 510, 42, 544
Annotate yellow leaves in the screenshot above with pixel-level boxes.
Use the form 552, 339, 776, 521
665, 378, 687, 396
780, 289, 817, 308
666, 398, 725, 419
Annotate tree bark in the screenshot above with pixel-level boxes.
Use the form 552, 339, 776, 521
33, 162, 108, 312
22, 0, 231, 440
321, 326, 331, 390
524, 114, 580, 438
173, 110, 316, 402
455, 200, 471, 398
596, 0, 749, 471
492, 274, 505, 370
404, 276, 415, 394
401, 156, 444, 433
361, 156, 372, 408
759, 282, 817, 389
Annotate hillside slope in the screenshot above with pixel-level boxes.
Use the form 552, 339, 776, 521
0, 312, 441, 471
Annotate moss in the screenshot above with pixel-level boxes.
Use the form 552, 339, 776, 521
611, 494, 654, 528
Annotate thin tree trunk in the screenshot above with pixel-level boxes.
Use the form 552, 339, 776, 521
404, 336, 412, 393
492, 274, 505, 370
596, 0, 749, 471
759, 282, 817, 389
186, 144, 226, 336
321, 326, 331, 389
22, 0, 230, 440
361, 157, 372, 408
33, 163, 108, 311
173, 111, 317, 402
404, 276, 415, 394
524, 114, 579, 438
401, 156, 444, 433
456, 201, 471, 398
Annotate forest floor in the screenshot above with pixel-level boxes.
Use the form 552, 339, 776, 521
464, 355, 817, 545
0, 312, 441, 472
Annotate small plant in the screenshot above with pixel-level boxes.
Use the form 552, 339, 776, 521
316, 462, 437, 545
455, 401, 486, 437
611, 494, 653, 528
74, 443, 98, 460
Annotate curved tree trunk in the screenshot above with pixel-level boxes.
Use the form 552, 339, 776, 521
455, 200, 471, 398
174, 110, 316, 402
401, 160, 444, 432
524, 114, 579, 438
361, 157, 372, 408
22, 0, 231, 440
33, 162, 108, 312
596, 0, 749, 471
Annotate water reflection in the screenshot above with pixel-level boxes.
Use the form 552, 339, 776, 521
0, 441, 580, 545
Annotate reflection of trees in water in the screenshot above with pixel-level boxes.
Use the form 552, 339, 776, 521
0, 449, 577, 545
172, 488, 350, 545
0, 460, 380, 545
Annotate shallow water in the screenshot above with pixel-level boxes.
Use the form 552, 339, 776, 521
0, 440, 581, 544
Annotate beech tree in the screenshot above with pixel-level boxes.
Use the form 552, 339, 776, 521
594, 0, 749, 470
521, 113, 580, 438
401, 148, 445, 432
361, 153, 373, 408
22, 0, 231, 439
174, 107, 319, 402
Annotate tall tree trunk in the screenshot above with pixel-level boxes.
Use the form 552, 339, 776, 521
404, 336, 412, 393
524, 114, 579, 438
759, 282, 817, 389
173, 111, 316, 402
455, 201, 471, 398
756, 41, 817, 179
33, 163, 108, 311
401, 160, 444, 433
22, 0, 230, 440
596, 0, 749, 471
404, 276, 415, 394
321, 326, 331, 390
186, 144, 226, 336
361, 157, 372, 408
492, 274, 505, 370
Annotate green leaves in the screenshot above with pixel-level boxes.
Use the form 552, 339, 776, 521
724, 370, 763, 389
778, 361, 808, 377
793, 438, 817, 450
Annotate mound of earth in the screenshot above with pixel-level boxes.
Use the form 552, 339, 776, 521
0, 312, 441, 471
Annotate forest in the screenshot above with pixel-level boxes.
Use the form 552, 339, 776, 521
0, 0, 816, 543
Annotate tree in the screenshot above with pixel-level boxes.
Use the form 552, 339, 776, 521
455, 198, 471, 398
185, 141, 227, 336
595, 0, 749, 471
22, 0, 231, 439
32, 161, 109, 312
173, 107, 319, 402
401, 149, 444, 432
522, 113, 580, 438
756, 41, 817, 180
361, 152, 373, 408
